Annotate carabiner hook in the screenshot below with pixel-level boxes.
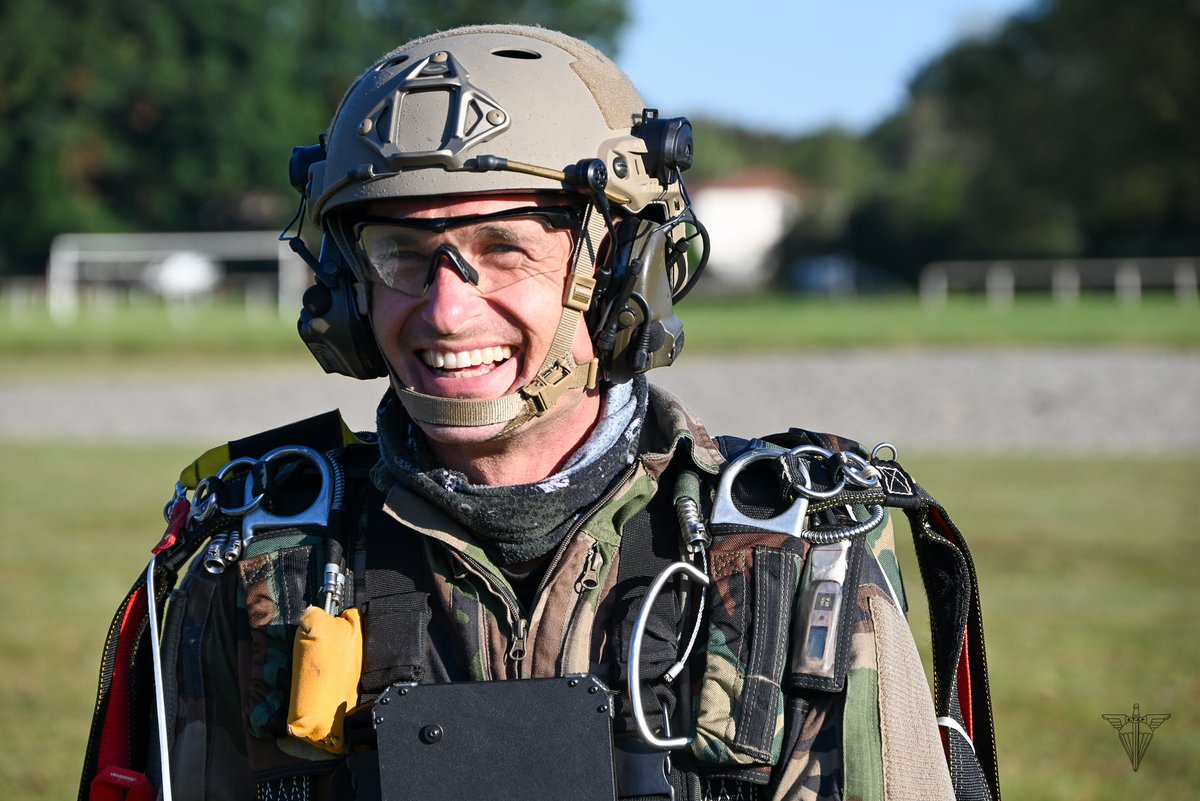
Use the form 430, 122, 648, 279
627, 560, 710, 750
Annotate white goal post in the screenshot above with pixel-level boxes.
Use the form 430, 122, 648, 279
46, 230, 312, 321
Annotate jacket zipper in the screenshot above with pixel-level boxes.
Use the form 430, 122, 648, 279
560, 542, 604, 670
453, 549, 529, 673
541, 462, 639, 670
576, 543, 603, 592
451, 461, 639, 678
534, 461, 638, 604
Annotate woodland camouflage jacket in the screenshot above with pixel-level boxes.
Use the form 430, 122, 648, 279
155, 384, 955, 801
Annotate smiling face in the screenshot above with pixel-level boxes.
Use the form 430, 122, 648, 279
364, 193, 601, 461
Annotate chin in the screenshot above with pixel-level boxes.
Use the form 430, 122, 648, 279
415, 418, 516, 449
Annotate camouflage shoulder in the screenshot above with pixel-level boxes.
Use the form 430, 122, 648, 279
644, 381, 724, 474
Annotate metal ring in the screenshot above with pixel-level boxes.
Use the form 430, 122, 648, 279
786, 445, 846, 500
162, 482, 186, 523
259, 445, 325, 471
214, 457, 263, 516
871, 442, 899, 462
190, 477, 220, 523
839, 451, 880, 488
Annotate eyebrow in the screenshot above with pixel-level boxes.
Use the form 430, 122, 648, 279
472, 223, 526, 243
385, 220, 545, 249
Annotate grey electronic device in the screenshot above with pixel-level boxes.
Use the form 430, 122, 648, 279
792, 539, 852, 679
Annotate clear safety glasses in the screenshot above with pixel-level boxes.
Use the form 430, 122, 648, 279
353, 205, 583, 296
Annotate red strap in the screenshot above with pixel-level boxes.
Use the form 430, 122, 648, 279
94, 586, 148, 775
87, 499, 184, 799
152, 497, 191, 555
956, 631, 974, 740
91, 766, 155, 801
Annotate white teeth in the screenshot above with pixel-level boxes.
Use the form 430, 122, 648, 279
421, 346, 513, 370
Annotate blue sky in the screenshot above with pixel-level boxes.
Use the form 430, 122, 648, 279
617, 0, 1037, 135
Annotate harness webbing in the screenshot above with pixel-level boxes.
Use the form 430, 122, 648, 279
79, 553, 182, 801
771, 428, 1000, 801
359, 494, 431, 698
80, 411, 364, 801
611, 498, 689, 801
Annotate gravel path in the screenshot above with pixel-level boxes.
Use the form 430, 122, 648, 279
3, 347, 1197, 454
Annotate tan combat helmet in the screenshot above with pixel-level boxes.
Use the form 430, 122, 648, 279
290, 24, 708, 433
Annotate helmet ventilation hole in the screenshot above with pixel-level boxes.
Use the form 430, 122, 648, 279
375, 54, 410, 71
491, 48, 541, 60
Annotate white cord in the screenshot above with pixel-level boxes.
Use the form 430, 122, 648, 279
937, 716, 976, 754
145, 556, 175, 801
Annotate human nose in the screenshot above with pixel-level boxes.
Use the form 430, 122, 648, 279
420, 254, 485, 333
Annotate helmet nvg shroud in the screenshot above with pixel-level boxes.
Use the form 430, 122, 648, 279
286, 24, 708, 432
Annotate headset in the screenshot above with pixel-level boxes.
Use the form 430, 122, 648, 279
284, 110, 708, 385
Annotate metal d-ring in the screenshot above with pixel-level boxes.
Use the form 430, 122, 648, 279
628, 560, 709, 750
871, 442, 898, 462
710, 448, 811, 536
191, 456, 263, 522
239, 446, 334, 551
215, 457, 265, 516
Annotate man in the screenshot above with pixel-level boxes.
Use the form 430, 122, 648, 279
81, 24, 999, 801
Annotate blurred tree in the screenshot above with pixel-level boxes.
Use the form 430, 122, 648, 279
0, 0, 627, 274
688, 117, 791, 180
848, 0, 1200, 280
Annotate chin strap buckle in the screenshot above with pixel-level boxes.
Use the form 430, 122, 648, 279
523, 358, 600, 415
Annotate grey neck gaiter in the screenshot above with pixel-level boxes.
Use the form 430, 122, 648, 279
374, 376, 648, 565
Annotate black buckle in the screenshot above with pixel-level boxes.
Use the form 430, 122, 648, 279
613, 738, 674, 801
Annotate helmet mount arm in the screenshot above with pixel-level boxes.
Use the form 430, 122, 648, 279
466, 155, 632, 208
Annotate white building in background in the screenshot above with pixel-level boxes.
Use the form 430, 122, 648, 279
690, 169, 804, 291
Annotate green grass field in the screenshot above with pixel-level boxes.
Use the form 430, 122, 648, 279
1, 441, 1196, 800
2, 294, 1195, 797
1, 294, 1196, 377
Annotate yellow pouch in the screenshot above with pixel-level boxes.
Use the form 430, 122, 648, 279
287, 606, 363, 754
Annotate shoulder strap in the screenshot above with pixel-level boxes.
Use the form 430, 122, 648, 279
786, 427, 1000, 801
871, 456, 1000, 801
80, 410, 371, 801
358, 491, 432, 699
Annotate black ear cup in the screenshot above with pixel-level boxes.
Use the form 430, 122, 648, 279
297, 258, 388, 380
632, 111, 693, 186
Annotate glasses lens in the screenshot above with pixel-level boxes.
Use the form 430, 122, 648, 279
356, 207, 578, 295
358, 225, 428, 294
